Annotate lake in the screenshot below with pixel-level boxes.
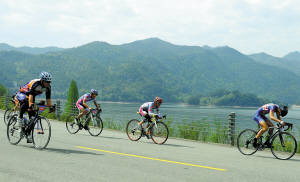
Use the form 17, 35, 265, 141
54, 100, 300, 131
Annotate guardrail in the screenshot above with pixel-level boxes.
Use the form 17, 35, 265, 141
1, 95, 299, 147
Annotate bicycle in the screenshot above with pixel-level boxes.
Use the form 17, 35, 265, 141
126, 112, 169, 144
237, 122, 297, 160
66, 109, 103, 136
4, 108, 14, 125
7, 103, 55, 150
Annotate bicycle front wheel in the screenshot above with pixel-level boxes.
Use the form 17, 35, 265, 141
87, 116, 103, 136
4, 108, 13, 125
32, 117, 51, 150
271, 132, 297, 160
66, 114, 80, 134
7, 115, 22, 145
237, 129, 258, 155
151, 121, 169, 144
126, 119, 142, 141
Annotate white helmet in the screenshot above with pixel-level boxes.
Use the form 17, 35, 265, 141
40, 71, 52, 81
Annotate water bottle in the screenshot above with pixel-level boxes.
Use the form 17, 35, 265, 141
23, 114, 28, 126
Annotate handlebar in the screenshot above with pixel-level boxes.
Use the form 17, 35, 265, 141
28, 102, 56, 113
277, 122, 293, 131
91, 108, 102, 115
155, 114, 166, 121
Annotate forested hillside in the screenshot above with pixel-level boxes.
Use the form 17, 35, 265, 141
0, 38, 300, 104
0, 43, 66, 55
248, 52, 300, 76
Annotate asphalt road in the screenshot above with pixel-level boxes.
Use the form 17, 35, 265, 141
0, 109, 299, 182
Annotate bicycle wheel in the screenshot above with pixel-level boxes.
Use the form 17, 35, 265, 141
151, 121, 169, 144
87, 116, 103, 136
7, 115, 22, 145
271, 132, 297, 160
66, 114, 80, 134
4, 108, 13, 125
237, 129, 258, 155
32, 116, 51, 149
126, 119, 142, 141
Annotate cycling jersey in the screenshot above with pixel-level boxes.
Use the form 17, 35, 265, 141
19, 79, 51, 99
254, 103, 279, 124
77, 93, 96, 105
139, 102, 160, 117
76, 93, 96, 111
11, 91, 18, 104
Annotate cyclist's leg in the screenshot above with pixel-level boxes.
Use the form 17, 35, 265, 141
254, 114, 269, 138
19, 100, 29, 128
76, 102, 88, 120
256, 121, 269, 138
253, 114, 268, 147
139, 107, 150, 125
265, 118, 274, 135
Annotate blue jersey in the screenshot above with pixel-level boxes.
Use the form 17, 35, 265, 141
256, 103, 279, 116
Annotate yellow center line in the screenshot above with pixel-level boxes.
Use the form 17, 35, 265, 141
76, 146, 227, 171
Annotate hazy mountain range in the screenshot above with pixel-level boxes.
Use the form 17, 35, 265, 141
0, 38, 299, 104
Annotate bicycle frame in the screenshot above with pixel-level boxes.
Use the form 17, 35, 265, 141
81, 109, 100, 124
259, 123, 293, 148
138, 112, 166, 130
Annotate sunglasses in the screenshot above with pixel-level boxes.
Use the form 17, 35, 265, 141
45, 81, 51, 84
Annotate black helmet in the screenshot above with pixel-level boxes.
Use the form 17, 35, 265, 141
280, 106, 288, 117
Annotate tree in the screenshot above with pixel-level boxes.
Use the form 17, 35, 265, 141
0, 83, 7, 95
187, 95, 200, 105
62, 79, 79, 119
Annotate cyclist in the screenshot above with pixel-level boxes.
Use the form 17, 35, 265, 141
138, 96, 163, 139
11, 91, 20, 114
253, 103, 288, 148
17, 71, 54, 143
75, 89, 102, 130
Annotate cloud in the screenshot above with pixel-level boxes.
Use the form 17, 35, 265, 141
0, 0, 299, 57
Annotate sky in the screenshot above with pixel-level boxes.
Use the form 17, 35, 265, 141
0, 0, 299, 57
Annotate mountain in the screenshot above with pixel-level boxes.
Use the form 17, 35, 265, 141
283, 51, 300, 62
0, 43, 66, 55
1, 38, 300, 104
248, 52, 300, 76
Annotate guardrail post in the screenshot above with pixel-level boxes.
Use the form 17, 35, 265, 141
228, 112, 235, 146
5, 95, 9, 109
56, 100, 61, 121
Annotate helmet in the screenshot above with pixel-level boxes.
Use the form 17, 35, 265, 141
40, 71, 52, 81
154, 96, 163, 103
91, 89, 98, 96
280, 106, 288, 117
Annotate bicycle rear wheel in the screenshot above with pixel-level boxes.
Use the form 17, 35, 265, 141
271, 132, 297, 160
32, 117, 51, 150
87, 116, 103, 136
4, 108, 13, 125
237, 129, 258, 155
126, 119, 142, 141
66, 114, 80, 134
7, 115, 22, 145
151, 121, 169, 144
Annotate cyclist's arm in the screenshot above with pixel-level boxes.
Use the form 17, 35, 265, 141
46, 99, 52, 106
29, 94, 34, 107
93, 101, 101, 110
45, 87, 51, 106
270, 111, 282, 122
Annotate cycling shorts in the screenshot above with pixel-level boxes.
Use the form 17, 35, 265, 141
253, 114, 268, 125
76, 101, 89, 112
